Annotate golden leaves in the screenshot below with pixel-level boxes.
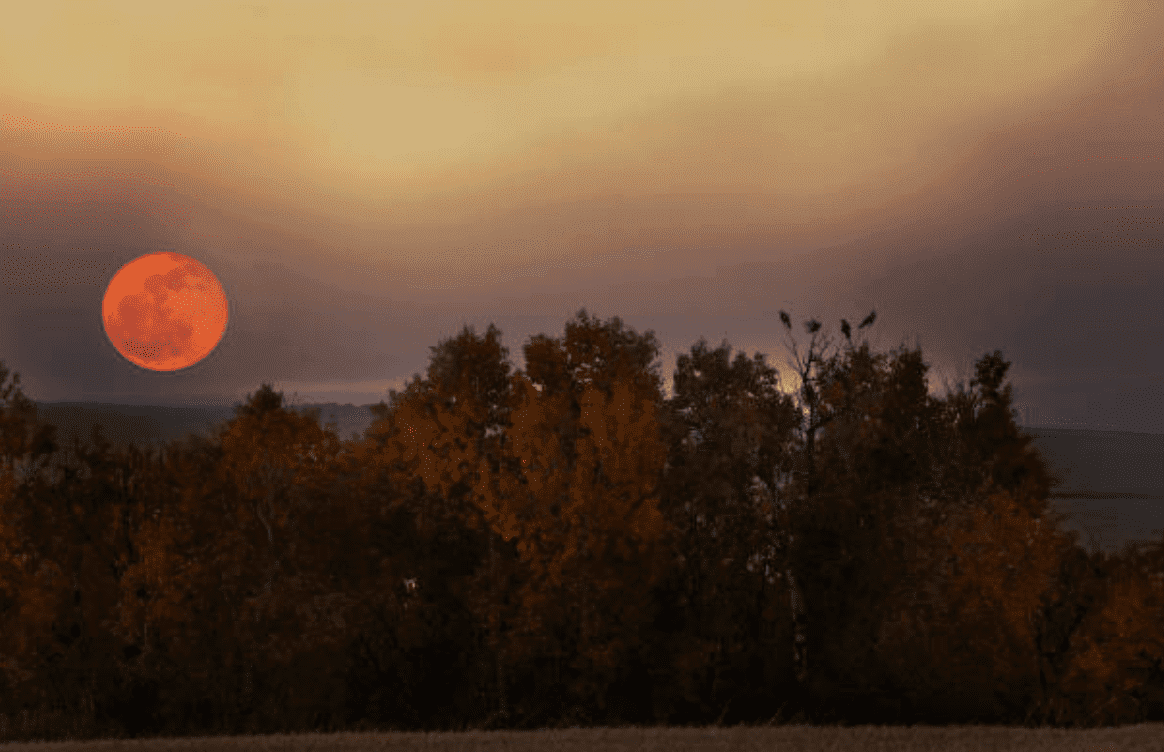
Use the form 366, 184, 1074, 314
927, 483, 1070, 684
498, 377, 668, 592
110, 508, 189, 654
1058, 567, 1164, 710
373, 391, 478, 497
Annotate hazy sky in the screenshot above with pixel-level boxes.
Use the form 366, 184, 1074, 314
1, 0, 1162, 433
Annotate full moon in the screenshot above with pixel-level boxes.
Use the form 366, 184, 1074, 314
102, 252, 229, 371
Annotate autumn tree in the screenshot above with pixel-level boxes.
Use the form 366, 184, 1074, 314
771, 309, 876, 705
649, 336, 802, 723
354, 312, 675, 726
778, 327, 959, 719
1026, 542, 1164, 726
897, 483, 1072, 723
0, 359, 233, 739
104, 384, 365, 736
0, 421, 228, 738
499, 309, 673, 724
1063, 548, 1164, 725
211, 385, 365, 732
351, 323, 522, 727
0, 362, 140, 740
422, 323, 520, 726
770, 313, 1075, 724
0, 360, 61, 696
900, 350, 1077, 722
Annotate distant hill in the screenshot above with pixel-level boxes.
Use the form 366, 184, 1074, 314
31, 400, 383, 456
1022, 427, 1164, 500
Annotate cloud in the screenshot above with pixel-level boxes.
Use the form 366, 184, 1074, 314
2, 1, 1162, 431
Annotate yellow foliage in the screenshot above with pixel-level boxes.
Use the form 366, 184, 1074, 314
921, 484, 1069, 689
1059, 569, 1164, 708
495, 378, 668, 589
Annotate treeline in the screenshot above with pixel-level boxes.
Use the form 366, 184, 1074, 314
1, 307, 1162, 742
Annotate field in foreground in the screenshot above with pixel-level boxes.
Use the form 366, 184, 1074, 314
2, 724, 1163, 752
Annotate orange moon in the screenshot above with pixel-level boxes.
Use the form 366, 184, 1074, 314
102, 252, 229, 371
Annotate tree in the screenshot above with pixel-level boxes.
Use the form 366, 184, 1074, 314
0, 358, 249, 739
1056, 560, 1164, 725
650, 336, 802, 722
105, 384, 361, 735
905, 483, 1073, 722
865, 347, 1074, 724
0, 361, 61, 715
425, 323, 520, 727
504, 309, 674, 723
939, 350, 1064, 515
214, 385, 363, 731
771, 315, 1075, 724
354, 323, 522, 727
1026, 543, 1164, 726
0, 363, 135, 738
774, 308, 876, 505
0, 360, 57, 484
773, 310, 875, 696
348, 313, 671, 726
778, 329, 959, 720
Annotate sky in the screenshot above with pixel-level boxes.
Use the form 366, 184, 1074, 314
1, 0, 1162, 434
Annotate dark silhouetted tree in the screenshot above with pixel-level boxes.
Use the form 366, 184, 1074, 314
650, 336, 802, 723
779, 331, 959, 720
0, 364, 134, 739
105, 384, 359, 735
774, 310, 874, 692
771, 316, 1076, 724
355, 323, 522, 727
869, 348, 1072, 724
0, 360, 58, 483
940, 350, 1064, 514
1025, 542, 1164, 726
507, 309, 673, 723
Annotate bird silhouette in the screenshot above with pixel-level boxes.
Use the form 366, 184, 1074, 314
859, 310, 876, 329
806, 319, 821, 334
779, 310, 791, 330
841, 319, 851, 339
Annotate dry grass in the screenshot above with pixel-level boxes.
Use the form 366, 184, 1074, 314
1, 724, 1162, 752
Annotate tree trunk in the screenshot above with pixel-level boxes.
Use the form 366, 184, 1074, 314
580, 510, 592, 705
787, 568, 808, 683
489, 529, 507, 723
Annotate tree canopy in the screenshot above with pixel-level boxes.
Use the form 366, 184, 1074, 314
0, 308, 1159, 740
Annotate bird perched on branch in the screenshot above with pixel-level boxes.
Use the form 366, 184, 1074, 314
841, 319, 851, 340
859, 310, 876, 329
779, 310, 791, 330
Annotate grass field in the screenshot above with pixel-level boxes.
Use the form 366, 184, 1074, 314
2, 724, 1162, 752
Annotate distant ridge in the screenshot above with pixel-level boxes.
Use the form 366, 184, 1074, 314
1053, 492, 1164, 500
1018, 427, 1164, 499
32, 400, 383, 456
1023, 425, 1164, 439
